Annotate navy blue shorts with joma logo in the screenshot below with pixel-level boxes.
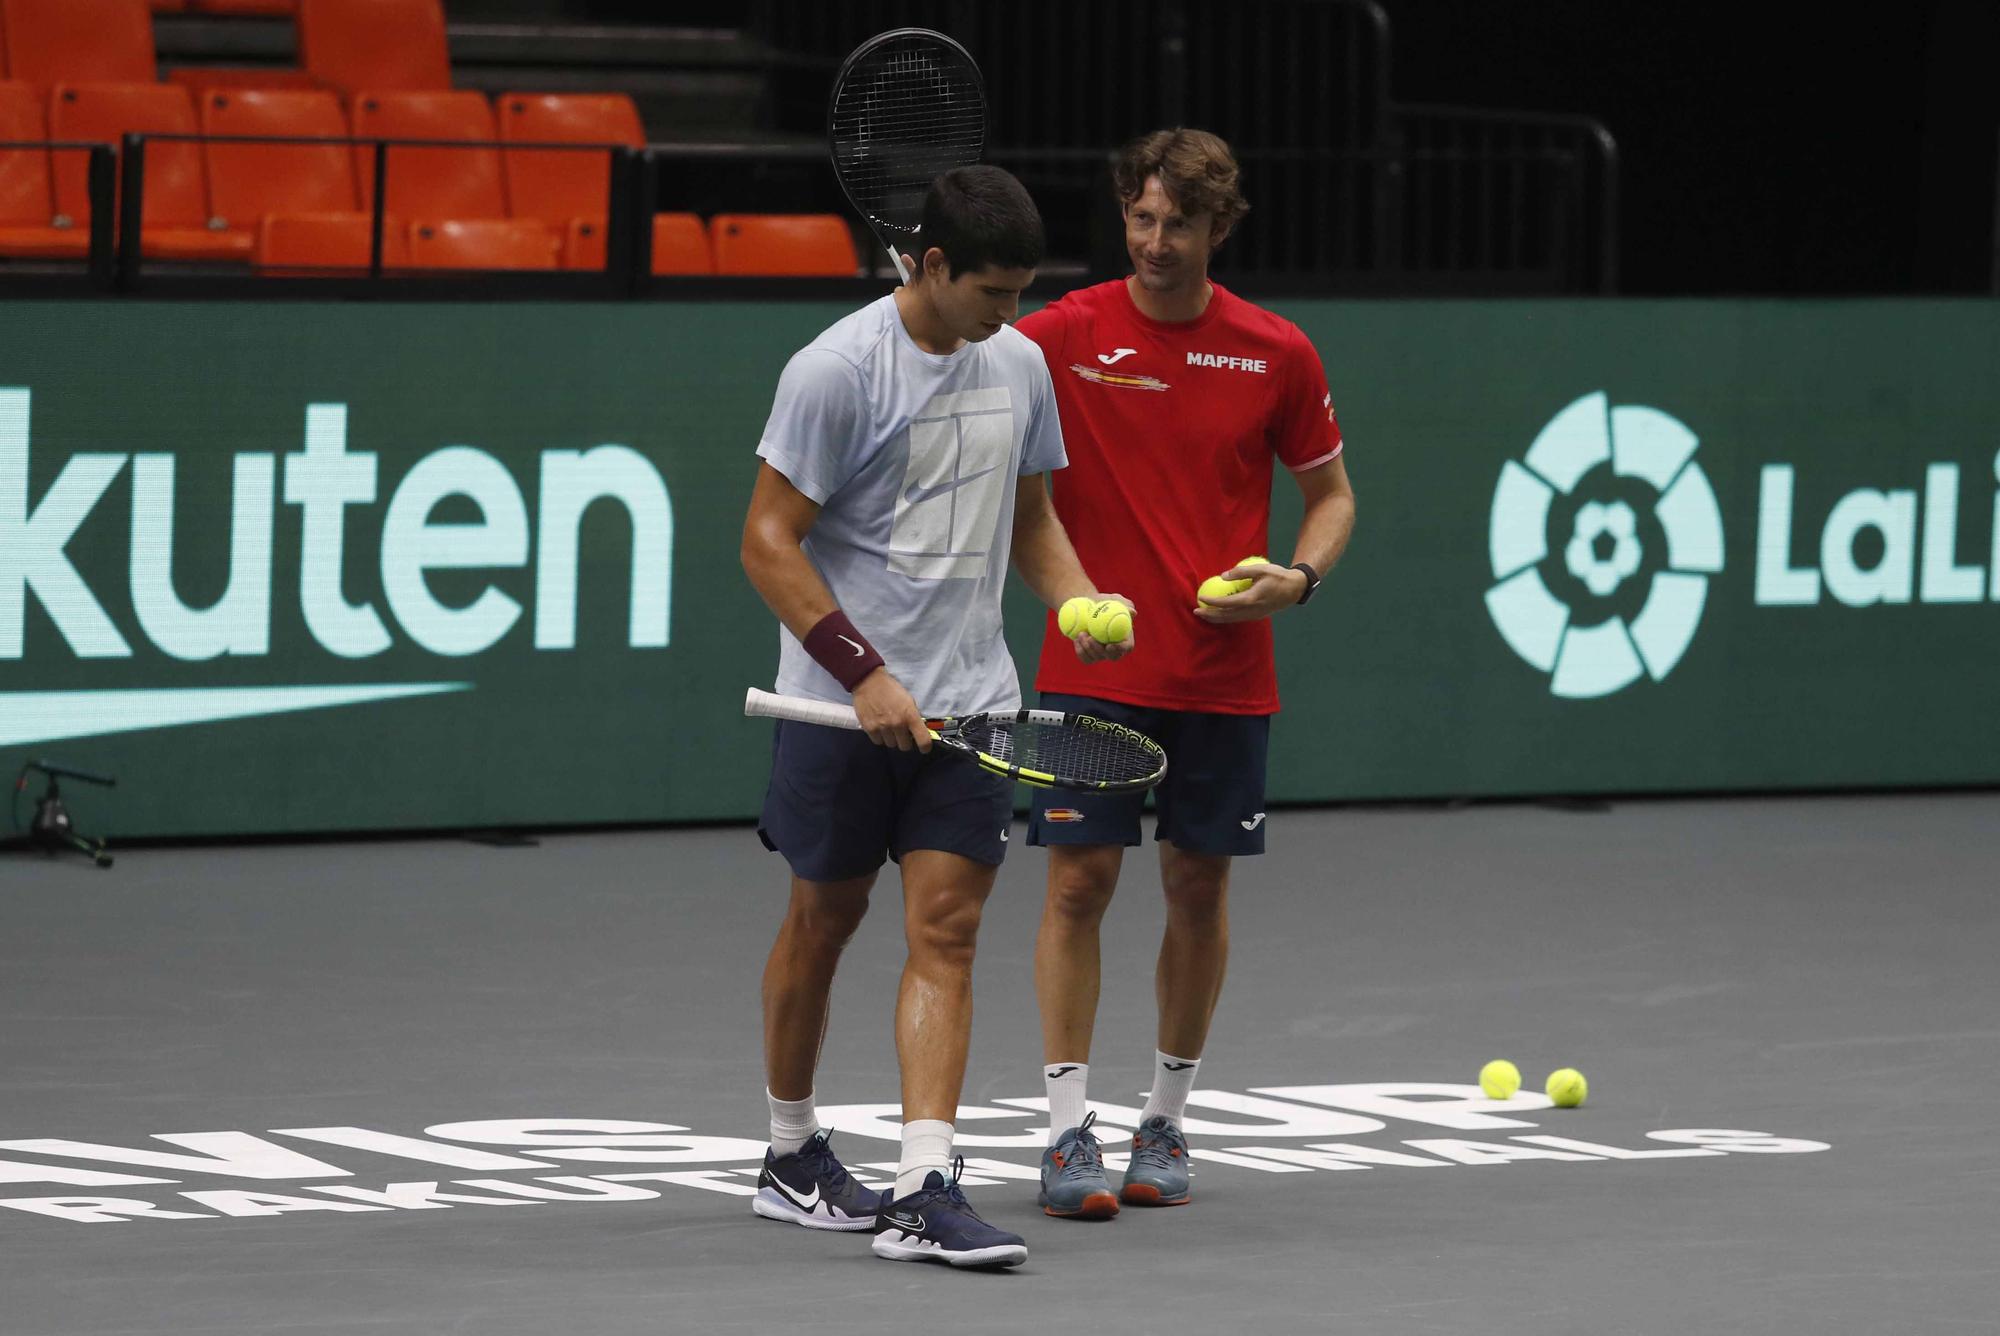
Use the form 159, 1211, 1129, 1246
758, 720, 1015, 883
1026, 692, 1272, 857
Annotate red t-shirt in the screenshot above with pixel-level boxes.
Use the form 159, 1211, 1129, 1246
1016, 279, 1342, 714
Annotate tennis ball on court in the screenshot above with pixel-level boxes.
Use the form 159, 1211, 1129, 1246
1198, 573, 1250, 602
1545, 1067, 1588, 1108
1085, 598, 1132, 644
1058, 595, 1095, 638
1478, 1058, 1522, 1100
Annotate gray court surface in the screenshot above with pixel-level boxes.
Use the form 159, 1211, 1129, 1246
2, 793, 1996, 1335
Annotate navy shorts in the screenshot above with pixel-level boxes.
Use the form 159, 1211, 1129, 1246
758, 720, 1015, 883
1026, 692, 1271, 857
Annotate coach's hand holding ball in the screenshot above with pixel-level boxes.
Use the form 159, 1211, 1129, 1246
1061, 593, 1136, 663
1195, 555, 1307, 623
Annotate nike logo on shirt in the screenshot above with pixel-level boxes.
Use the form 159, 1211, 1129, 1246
903, 466, 998, 505
1097, 348, 1138, 365
1240, 813, 1266, 830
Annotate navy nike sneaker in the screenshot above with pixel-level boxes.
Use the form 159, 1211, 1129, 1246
1037, 1110, 1118, 1219
751, 1130, 885, 1231
870, 1158, 1029, 1268
1120, 1115, 1191, 1206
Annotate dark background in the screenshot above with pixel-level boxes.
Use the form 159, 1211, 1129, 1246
474, 0, 2000, 296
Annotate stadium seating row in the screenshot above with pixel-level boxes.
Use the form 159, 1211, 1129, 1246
0, 0, 443, 97
256, 211, 856, 276
0, 81, 861, 274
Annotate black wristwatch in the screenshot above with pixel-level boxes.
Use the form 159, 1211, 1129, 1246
1290, 562, 1322, 606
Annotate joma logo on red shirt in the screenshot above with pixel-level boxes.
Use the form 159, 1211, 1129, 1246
1187, 352, 1269, 373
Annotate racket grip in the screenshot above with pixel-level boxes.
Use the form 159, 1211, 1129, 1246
744, 688, 865, 731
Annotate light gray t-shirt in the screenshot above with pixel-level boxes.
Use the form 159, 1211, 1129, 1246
756, 294, 1067, 717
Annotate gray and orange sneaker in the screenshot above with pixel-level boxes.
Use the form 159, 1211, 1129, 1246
1120, 1115, 1191, 1206
1037, 1110, 1119, 1219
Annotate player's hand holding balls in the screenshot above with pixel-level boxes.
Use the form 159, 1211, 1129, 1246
1195, 555, 1305, 624
1061, 593, 1136, 663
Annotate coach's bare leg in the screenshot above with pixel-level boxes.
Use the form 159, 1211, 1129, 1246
896, 850, 1000, 1120
1156, 843, 1231, 1057
763, 873, 876, 1100
1034, 844, 1125, 1062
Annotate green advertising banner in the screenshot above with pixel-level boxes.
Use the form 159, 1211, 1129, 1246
2, 298, 1996, 839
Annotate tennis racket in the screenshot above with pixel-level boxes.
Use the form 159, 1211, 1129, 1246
745, 688, 1166, 794
827, 27, 987, 284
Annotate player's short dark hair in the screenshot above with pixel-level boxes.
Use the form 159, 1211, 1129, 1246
1114, 128, 1251, 233
920, 165, 1045, 277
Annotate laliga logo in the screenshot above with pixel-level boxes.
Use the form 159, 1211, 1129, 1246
1485, 393, 1724, 699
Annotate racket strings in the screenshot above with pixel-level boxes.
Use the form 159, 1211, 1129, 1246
829, 38, 984, 234
968, 719, 1163, 786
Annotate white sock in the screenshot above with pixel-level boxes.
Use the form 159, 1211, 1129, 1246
767, 1089, 818, 1156
1044, 1062, 1090, 1144
895, 1119, 954, 1199
1139, 1051, 1201, 1127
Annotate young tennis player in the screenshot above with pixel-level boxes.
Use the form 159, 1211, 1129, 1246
1014, 129, 1356, 1216
740, 165, 1131, 1268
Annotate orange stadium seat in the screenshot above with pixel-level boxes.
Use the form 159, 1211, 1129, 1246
0, 19, 10, 79
201, 88, 355, 249
498, 92, 641, 210
709, 213, 858, 277
350, 90, 504, 219
148, 1, 188, 11
167, 67, 321, 96
1, 0, 157, 87
49, 81, 251, 260
299, 0, 449, 95
255, 210, 405, 271
498, 92, 643, 270
408, 217, 558, 270
650, 211, 709, 275
0, 80, 91, 258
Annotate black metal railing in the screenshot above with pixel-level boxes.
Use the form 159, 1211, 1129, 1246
1389, 104, 1620, 293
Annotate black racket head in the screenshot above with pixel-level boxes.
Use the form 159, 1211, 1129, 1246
942, 710, 1168, 793
826, 27, 987, 247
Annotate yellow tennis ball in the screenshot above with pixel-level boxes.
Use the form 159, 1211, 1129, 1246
1545, 1067, 1588, 1107
1058, 595, 1095, 638
1085, 598, 1131, 644
1236, 554, 1271, 567
1479, 1058, 1522, 1100
1197, 573, 1250, 602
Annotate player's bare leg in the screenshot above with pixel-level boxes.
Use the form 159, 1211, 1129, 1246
752, 872, 884, 1232
895, 849, 999, 1139
1032, 843, 1125, 1218
1155, 842, 1231, 1056
1121, 842, 1230, 1207
763, 873, 876, 1099
1034, 844, 1125, 1062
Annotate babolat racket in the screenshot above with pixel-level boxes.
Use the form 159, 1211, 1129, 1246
827, 27, 987, 283
744, 688, 1166, 794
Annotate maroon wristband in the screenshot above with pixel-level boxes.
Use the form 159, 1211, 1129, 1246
803, 609, 886, 692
